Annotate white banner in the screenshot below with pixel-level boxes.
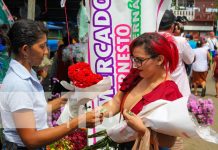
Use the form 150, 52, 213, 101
87, 0, 172, 145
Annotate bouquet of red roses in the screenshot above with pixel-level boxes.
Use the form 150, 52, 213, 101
57, 62, 111, 124
68, 62, 103, 88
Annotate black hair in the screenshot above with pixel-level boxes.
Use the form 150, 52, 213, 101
129, 32, 179, 73
62, 26, 79, 46
196, 39, 203, 48
189, 35, 193, 40
176, 16, 188, 24
7, 19, 48, 55
159, 10, 176, 31
173, 22, 184, 34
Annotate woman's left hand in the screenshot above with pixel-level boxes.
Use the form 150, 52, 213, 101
123, 109, 146, 135
59, 97, 68, 105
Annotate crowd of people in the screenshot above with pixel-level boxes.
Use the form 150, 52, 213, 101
0, 9, 217, 150
185, 31, 218, 97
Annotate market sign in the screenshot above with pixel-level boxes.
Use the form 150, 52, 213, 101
86, 0, 171, 144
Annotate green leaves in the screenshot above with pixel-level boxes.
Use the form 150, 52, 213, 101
83, 130, 118, 150
87, 129, 107, 138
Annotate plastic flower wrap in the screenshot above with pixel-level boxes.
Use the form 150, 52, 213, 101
62, 44, 84, 63
187, 95, 215, 126
57, 62, 111, 124
84, 95, 218, 149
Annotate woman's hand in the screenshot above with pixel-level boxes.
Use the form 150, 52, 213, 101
47, 95, 69, 113
78, 110, 104, 128
123, 109, 146, 136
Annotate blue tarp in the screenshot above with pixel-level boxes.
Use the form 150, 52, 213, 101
47, 39, 59, 52
47, 24, 63, 30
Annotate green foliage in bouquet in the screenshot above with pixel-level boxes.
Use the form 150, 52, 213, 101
83, 130, 118, 150
46, 138, 74, 150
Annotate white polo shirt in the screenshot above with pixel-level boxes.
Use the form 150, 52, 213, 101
172, 36, 195, 97
0, 59, 48, 146
192, 47, 209, 72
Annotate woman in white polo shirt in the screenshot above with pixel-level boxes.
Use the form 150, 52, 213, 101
0, 19, 103, 150
191, 38, 211, 96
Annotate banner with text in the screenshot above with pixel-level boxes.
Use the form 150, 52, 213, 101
86, 0, 172, 144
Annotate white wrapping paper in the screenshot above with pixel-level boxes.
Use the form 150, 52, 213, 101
107, 97, 218, 144
57, 77, 111, 125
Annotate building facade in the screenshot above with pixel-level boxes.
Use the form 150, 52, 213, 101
173, 0, 217, 36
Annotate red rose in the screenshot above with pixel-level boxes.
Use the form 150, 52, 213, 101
68, 62, 103, 88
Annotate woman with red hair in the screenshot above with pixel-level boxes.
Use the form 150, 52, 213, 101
100, 32, 182, 149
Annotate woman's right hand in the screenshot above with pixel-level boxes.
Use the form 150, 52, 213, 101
123, 109, 147, 136
78, 110, 104, 128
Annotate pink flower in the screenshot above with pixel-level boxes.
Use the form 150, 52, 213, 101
188, 96, 215, 126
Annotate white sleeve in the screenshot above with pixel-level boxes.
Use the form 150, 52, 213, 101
179, 38, 195, 64
7, 83, 34, 112
215, 39, 218, 48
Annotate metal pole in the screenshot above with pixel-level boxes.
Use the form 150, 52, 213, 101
27, 0, 36, 20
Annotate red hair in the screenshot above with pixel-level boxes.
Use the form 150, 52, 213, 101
129, 32, 179, 75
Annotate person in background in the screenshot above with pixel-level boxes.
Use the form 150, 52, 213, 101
184, 34, 197, 76
0, 19, 102, 149
207, 31, 218, 59
187, 35, 197, 49
202, 36, 211, 69
49, 33, 73, 99
49, 28, 82, 99
213, 53, 218, 98
159, 9, 195, 150
159, 10, 195, 97
36, 53, 52, 83
173, 16, 188, 37
173, 22, 184, 37
191, 38, 211, 97
100, 32, 182, 150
